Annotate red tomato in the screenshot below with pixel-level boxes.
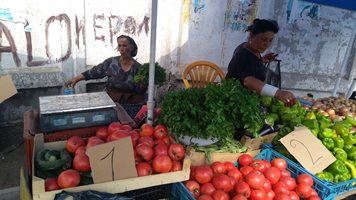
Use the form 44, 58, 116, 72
273, 181, 289, 195
86, 138, 104, 149
75, 146, 86, 155
140, 123, 154, 137
153, 124, 168, 139
107, 122, 123, 135
168, 143, 185, 161
171, 160, 183, 172
296, 173, 314, 186
120, 124, 132, 131
274, 193, 291, 200
184, 180, 200, 198
271, 158, 287, 170
45, 178, 60, 191
161, 136, 171, 146
264, 166, 281, 184
295, 183, 312, 198
211, 190, 229, 200
200, 182, 216, 196
194, 166, 214, 184
308, 195, 321, 200
249, 159, 268, 173
310, 188, 318, 196
244, 170, 266, 190
234, 181, 251, 197
227, 167, 242, 182
266, 190, 276, 200
110, 130, 129, 141
138, 136, 154, 148
280, 169, 291, 177
190, 166, 197, 180
87, 136, 101, 143
198, 194, 213, 200
280, 176, 297, 191
229, 176, 237, 188
66, 136, 85, 154
288, 191, 300, 200
154, 142, 168, 157
95, 127, 109, 141
238, 154, 253, 167
231, 194, 248, 200
224, 161, 236, 171
73, 153, 91, 172
136, 143, 154, 162
152, 155, 172, 173
129, 131, 140, 147
57, 169, 80, 188
263, 160, 272, 169
136, 162, 152, 176
262, 179, 272, 191
239, 165, 253, 176
250, 189, 267, 200
211, 161, 227, 174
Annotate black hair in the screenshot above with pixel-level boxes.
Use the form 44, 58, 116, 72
246, 19, 279, 35
117, 35, 138, 57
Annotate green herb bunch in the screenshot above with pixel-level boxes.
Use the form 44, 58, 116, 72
134, 62, 166, 86
157, 79, 264, 140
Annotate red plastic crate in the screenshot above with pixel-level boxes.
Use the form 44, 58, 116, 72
23, 109, 105, 176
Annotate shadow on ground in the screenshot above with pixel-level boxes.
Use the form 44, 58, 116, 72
0, 123, 24, 189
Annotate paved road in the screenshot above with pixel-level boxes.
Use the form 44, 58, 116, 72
0, 187, 19, 200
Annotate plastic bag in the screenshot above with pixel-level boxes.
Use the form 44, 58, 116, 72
54, 190, 134, 200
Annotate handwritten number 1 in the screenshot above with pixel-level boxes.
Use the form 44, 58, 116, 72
290, 139, 322, 165
101, 147, 115, 181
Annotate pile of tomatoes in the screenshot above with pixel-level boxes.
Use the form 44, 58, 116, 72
45, 122, 185, 191
184, 154, 321, 200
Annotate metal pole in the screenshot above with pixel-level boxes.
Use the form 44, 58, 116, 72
146, 0, 158, 125
346, 78, 356, 98
332, 32, 356, 97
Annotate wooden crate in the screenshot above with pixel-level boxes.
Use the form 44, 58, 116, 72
31, 134, 191, 200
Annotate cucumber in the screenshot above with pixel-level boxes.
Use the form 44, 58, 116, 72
35, 149, 68, 171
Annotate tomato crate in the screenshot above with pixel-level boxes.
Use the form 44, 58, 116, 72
172, 146, 356, 200
261, 144, 356, 200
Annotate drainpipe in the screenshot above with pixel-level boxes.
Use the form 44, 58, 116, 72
147, 0, 158, 125
332, 32, 356, 97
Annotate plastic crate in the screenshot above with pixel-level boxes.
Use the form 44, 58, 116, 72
122, 183, 172, 200
171, 182, 195, 200
261, 144, 356, 200
23, 109, 105, 176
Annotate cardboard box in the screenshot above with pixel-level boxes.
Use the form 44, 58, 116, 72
240, 132, 278, 151
0, 74, 17, 103
31, 134, 191, 200
188, 148, 261, 166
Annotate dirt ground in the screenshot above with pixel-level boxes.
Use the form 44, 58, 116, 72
0, 123, 24, 189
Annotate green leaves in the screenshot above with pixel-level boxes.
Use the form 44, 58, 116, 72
134, 62, 166, 86
157, 79, 264, 140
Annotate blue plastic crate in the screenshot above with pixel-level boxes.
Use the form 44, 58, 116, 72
171, 182, 195, 200
261, 144, 356, 200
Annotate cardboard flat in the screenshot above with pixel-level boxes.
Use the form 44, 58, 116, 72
240, 132, 278, 151
280, 126, 336, 174
86, 137, 137, 183
0, 74, 17, 103
188, 148, 260, 166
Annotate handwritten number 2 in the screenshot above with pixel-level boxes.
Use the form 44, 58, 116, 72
101, 147, 115, 181
290, 139, 322, 165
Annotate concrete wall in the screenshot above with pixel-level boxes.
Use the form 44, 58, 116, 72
0, 0, 355, 124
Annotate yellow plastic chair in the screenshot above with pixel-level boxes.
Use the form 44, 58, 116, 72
182, 60, 225, 89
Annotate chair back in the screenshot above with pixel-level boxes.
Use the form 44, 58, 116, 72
182, 60, 224, 89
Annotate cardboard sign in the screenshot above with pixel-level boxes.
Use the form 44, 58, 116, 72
0, 75, 17, 103
86, 137, 137, 184
280, 126, 336, 174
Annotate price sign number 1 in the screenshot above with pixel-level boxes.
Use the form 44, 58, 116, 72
86, 137, 137, 184
280, 127, 336, 174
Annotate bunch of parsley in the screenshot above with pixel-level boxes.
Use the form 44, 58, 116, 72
134, 62, 166, 87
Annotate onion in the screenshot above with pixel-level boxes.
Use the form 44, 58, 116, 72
326, 109, 336, 117
313, 102, 323, 109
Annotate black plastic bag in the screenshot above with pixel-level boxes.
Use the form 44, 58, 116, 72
54, 190, 134, 200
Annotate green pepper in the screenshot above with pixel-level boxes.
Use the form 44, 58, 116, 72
333, 136, 345, 148
332, 148, 348, 161
304, 111, 316, 120
326, 160, 349, 174
334, 173, 351, 183
316, 171, 334, 182
318, 116, 332, 129
344, 160, 356, 179
344, 116, 356, 126
333, 122, 352, 137
319, 128, 335, 139
343, 134, 356, 145
302, 119, 319, 129
348, 146, 356, 161
310, 128, 319, 137
261, 96, 273, 107
322, 138, 335, 150
265, 113, 279, 127
344, 144, 354, 153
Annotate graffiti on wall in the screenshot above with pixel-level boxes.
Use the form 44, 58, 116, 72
287, 0, 319, 23
224, 0, 257, 32
194, 0, 205, 13
0, 11, 149, 68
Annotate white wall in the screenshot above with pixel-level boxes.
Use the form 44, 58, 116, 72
0, 0, 355, 97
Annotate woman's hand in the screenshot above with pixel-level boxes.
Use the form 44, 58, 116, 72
262, 52, 278, 63
65, 74, 85, 88
275, 89, 296, 107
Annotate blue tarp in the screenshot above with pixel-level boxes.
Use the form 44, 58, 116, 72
303, 0, 356, 11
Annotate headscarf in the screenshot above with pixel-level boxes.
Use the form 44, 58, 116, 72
117, 35, 138, 57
